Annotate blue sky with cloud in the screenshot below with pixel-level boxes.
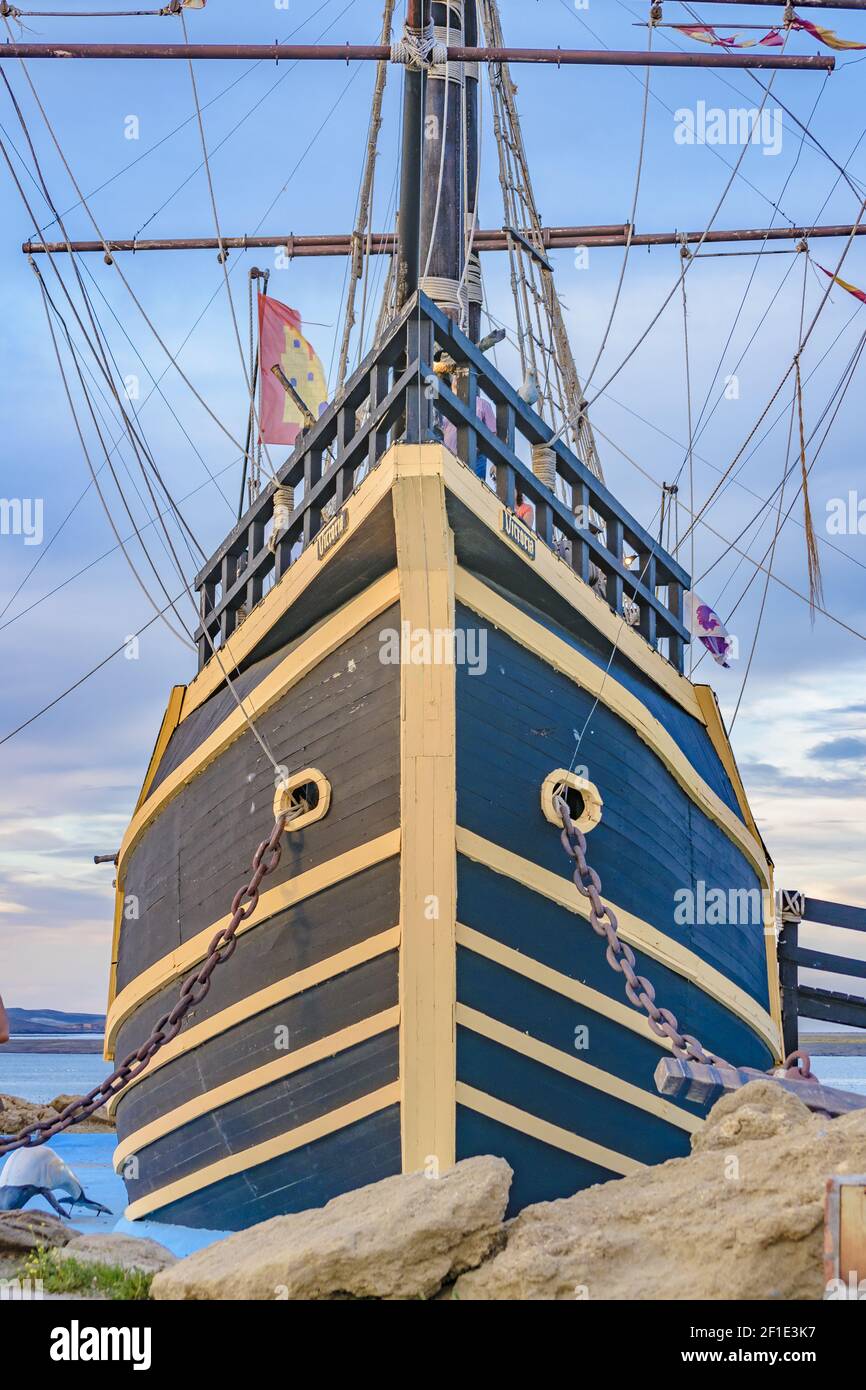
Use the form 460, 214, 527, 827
1, 0, 865, 1013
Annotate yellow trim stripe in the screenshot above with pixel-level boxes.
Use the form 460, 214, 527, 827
107, 927, 402, 1117
105, 685, 185, 1039
114, 1007, 401, 1169
106, 830, 401, 1052
183, 449, 398, 720
455, 1083, 644, 1177
457, 827, 780, 1055
457, 922, 672, 1051
392, 448, 458, 1174
118, 570, 400, 881
456, 1004, 699, 1134
693, 684, 767, 859
694, 683, 782, 1059
124, 1082, 401, 1223
455, 567, 769, 886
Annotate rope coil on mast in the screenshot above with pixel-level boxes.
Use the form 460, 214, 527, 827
391, 22, 448, 70
419, 273, 468, 318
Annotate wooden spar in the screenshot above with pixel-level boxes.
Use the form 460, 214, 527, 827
655, 1057, 866, 1117
0, 43, 835, 70
23, 223, 866, 256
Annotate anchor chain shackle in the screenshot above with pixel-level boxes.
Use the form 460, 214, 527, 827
0, 813, 291, 1157
554, 794, 733, 1070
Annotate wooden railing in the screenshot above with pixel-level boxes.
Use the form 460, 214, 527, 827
778, 891, 866, 1056
194, 291, 691, 671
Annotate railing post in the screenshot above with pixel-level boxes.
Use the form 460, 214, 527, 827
669, 580, 685, 673
778, 900, 801, 1060
637, 549, 657, 649
369, 360, 391, 471
607, 517, 624, 615
245, 517, 265, 611
303, 448, 324, 546
572, 479, 591, 583
405, 313, 434, 442
457, 364, 478, 475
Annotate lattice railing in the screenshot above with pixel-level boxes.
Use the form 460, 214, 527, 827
194, 293, 690, 671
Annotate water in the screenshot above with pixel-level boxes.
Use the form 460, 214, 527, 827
805, 1054, 866, 1095
2, 1049, 865, 1106
0, 1052, 111, 1104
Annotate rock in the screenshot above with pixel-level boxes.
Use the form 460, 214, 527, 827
0, 1210, 80, 1254
49, 1095, 113, 1130
0, 1095, 58, 1137
152, 1155, 512, 1301
59, 1234, 176, 1276
0, 1092, 113, 1136
691, 1078, 812, 1153
452, 1082, 866, 1301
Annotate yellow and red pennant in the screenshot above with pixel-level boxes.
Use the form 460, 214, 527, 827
817, 264, 866, 306
673, 13, 864, 53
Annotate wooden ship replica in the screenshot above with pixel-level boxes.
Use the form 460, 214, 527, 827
11, 0, 866, 1232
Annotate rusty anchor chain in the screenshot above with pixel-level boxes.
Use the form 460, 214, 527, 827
555, 794, 812, 1080
555, 793, 735, 1069
0, 813, 290, 1158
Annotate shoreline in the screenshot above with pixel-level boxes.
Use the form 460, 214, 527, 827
3, 1036, 105, 1054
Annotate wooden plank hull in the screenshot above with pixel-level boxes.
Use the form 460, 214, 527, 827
108, 445, 780, 1230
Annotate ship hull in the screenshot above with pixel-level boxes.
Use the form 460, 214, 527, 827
107, 444, 780, 1230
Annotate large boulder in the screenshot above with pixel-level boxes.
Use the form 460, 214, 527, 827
0, 1092, 113, 1136
0, 1210, 79, 1254
152, 1155, 512, 1301
0, 1095, 58, 1137
49, 1095, 114, 1131
59, 1234, 176, 1276
453, 1081, 866, 1301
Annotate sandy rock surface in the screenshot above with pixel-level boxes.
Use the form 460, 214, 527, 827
0, 1210, 80, 1254
453, 1081, 865, 1301
0, 1092, 113, 1135
152, 1155, 512, 1301
59, 1233, 177, 1275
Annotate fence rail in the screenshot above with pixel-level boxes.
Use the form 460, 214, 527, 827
777, 892, 866, 1055
194, 292, 691, 671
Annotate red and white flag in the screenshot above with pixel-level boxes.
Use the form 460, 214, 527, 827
257, 293, 328, 447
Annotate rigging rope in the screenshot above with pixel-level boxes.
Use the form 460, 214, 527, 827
727, 255, 808, 729
553, 8, 656, 445
337, 0, 397, 388
678, 241, 697, 675
178, 7, 279, 489
590, 419, 866, 645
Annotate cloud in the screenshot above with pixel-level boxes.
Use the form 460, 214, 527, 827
809, 737, 866, 762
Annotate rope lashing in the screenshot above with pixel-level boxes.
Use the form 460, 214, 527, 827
464, 254, 483, 306
419, 274, 468, 319
531, 443, 557, 492
268, 484, 293, 555
391, 23, 448, 70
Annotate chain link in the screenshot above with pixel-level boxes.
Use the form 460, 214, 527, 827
555, 794, 733, 1069
0, 814, 289, 1158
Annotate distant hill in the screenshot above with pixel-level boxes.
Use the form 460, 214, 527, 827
7, 1008, 105, 1036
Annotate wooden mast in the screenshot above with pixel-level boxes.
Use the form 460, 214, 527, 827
397, 0, 428, 307
418, 1, 467, 325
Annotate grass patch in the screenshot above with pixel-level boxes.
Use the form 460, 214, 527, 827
22, 1247, 153, 1301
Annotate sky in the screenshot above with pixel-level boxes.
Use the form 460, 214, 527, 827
0, 0, 865, 1015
